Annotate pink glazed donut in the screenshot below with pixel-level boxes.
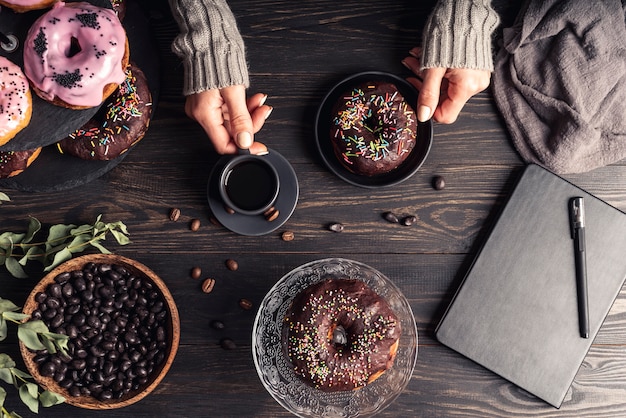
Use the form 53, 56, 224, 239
0, 0, 56, 13
23, 1, 129, 109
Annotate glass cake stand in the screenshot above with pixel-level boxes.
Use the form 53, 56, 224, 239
252, 258, 418, 418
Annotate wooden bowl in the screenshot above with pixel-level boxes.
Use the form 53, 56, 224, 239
20, 254, 180, 409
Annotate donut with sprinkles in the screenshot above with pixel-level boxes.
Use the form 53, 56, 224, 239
23, 1, 129, 109
330, 81, 417, 176
57, 63, 152, 160
284, 278, 401, 392
0, 0, 56, 13
0, 148, 41, 178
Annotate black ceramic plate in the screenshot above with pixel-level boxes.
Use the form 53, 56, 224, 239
207, 149, 299, 236
0, 0, 160, 192
315, 72, 433, 188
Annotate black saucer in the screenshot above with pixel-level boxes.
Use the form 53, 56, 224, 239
207, 149, 299, 236
315, 71, 433, 188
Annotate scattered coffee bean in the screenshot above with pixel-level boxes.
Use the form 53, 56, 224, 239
265, 208, 280, 222
225, 259, 238, 271
401, 215, 417, 226
169, 207, 181, 222
201, 278, 216, 293
383, 211, 399, 223
190, 266, 202, 280
210, 320, 225, 330
190, 218, 201, 231
433, 175, 446, 190
224, 205, 235, 215
328, 223, 344, 233
281, 231, 295, 241
220, 338, 237, 350
239, 298, 253, 310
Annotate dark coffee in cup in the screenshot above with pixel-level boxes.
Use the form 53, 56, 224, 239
219, 154, 280, 216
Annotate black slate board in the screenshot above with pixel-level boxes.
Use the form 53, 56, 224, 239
0, 0, 160, 191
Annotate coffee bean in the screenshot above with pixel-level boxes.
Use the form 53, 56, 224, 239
383, 212, 399, 223
201, 278, 216, 294
190, 218, 201, 231
265, 208, 279, 222
190, 266, 202, 280
225, 259, 238, 271
168, 208, 181, 221
401, 215, 417, 226
220, 338, 237, 350
281, 231, 295, 241
328, 223, 344, 232
239, 298, 253, 310
433, 175, 446, 190
210, 320, 225, 330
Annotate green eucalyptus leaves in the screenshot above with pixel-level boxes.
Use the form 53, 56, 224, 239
0, 214, 130, 278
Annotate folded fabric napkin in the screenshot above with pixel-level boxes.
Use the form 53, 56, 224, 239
492, 0, 626, 173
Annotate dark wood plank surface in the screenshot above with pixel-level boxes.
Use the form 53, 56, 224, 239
2, 0, 626, 416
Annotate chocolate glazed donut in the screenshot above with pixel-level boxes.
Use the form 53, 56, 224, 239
57, 63, 152, 160
330, 81, 417, 176
284, 278, 401, 392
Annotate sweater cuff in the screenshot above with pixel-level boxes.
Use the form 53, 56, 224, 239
179, 46, 250, 95
421, 0, 500, 71
169, 0, 250, 95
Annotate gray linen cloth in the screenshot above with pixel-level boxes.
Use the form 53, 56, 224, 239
492, 0, 626, 174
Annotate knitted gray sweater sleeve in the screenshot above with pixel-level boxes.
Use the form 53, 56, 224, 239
168, 0, 249, 95
421, 0, 500, 71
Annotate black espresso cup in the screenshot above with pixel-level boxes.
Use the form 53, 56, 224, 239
218, 150, 280, 216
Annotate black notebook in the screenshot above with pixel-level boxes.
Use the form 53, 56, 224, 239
436, 164, 626, 408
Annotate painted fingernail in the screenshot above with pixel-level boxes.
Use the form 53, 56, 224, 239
417, 105, 432, 122
264, 106, 273, 120
236, 131, 253, 148
401, 59, 412, 70
259, 94, 268, 106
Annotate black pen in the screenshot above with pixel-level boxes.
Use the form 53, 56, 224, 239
570, 197, 589, 339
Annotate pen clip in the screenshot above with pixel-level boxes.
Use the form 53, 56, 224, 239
569, 197, 585, 238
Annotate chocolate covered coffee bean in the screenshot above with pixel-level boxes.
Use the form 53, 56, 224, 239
30, 262, 170, 401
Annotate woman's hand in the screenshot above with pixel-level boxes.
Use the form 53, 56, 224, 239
403, 47, 491, 124
185, 85, 273, 154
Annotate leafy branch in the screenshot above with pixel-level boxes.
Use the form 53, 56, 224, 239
1, 299, 68, 416
0, 214, 130, 278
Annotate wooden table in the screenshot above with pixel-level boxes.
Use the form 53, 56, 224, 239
3, 1, 626, 416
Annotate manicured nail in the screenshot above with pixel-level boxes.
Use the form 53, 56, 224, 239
264, 106, 273, 120
236, 131, 253, 149
417, 105, 431, 122
409, 48, 421, 58
259, 94, 268, 106
401, 59, 412, 71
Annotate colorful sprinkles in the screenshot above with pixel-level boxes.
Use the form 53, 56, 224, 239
331, 83, 416, 172
63, 66, 150, 158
